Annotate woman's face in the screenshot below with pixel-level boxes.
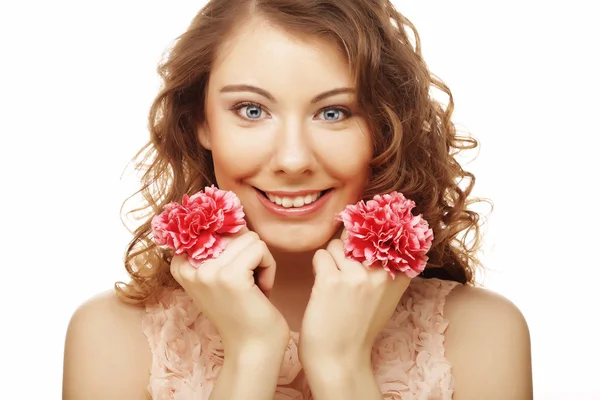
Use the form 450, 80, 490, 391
200, 18, 372, 252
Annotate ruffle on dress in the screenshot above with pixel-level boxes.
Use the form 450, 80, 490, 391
142, 277, 460, 399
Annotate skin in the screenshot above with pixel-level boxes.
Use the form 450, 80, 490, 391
198, 18, 373, 333
62, 17, 533, 400
201, 19, 372, 254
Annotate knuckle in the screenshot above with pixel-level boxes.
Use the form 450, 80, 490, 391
196, 267, 217, 285
313, 249, 328, 264
345, 271, 367, 287
326, 239, 338, 252
216, 268, 242, 288
178, 265, 195, 283
246, 231, 260, 241
315, 248, 327, 257
247, 239, 267, 257
256, 240, 269, 253
370, 270, 390, 286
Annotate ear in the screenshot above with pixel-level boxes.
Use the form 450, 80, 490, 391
196, 122, 212, 150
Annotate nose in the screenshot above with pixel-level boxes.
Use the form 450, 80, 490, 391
269, 120, 315, 175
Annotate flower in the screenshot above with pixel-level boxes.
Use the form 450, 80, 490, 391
151, 186, 246, 267
335, 191, 433, 279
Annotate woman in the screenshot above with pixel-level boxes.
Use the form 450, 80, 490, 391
62, 1, 533, 399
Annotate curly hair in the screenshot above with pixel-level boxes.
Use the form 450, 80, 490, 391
115, 0, 491, 305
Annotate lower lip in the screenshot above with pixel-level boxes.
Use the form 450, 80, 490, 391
256, 189, 333, 217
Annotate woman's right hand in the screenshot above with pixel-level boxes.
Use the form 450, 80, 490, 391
170, 226, 290, 357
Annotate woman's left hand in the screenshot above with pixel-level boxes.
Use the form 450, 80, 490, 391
298, 236, 411, 372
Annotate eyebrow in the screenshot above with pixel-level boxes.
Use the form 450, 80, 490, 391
219, 84, 355, 103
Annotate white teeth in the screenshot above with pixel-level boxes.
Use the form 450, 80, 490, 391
266, 192, 322, 208
292, 197, 305, 207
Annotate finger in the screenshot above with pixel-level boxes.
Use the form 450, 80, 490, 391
227, 239, 277, 296
382, 267, 412, 287
170, 254, 183, 284
175, 226, 254, 274
213, 228, 258, 265
170, 253, 201, 286
364, 263, 393, 282
312, 248, 338, 278
363, 262, 412, 290
252, 242, 277, 298
326, 239, 364, 274
173, 235, 263, 291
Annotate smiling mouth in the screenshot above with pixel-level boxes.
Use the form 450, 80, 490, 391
255, 188, 332, 208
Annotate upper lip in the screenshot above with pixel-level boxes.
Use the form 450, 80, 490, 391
257, 188, 330, 197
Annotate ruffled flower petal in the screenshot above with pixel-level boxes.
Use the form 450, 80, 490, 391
151, 186, 246, 266
142, 279, 459, 400
336, 191, 433, 279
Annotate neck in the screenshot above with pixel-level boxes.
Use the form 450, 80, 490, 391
270, 224, 344, 291
272, 249, 316, 286
267, 249, 315, 332
267, 226, 344, 331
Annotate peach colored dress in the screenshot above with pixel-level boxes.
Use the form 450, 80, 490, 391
142, 277, 460, 399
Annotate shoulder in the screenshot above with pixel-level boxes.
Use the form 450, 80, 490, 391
443, 284, 533, 399
63, 289, 152, 400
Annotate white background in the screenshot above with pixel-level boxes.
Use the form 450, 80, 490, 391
1, 1, 598, 398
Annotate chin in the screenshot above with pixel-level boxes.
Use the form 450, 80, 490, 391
249, 221, 339, 253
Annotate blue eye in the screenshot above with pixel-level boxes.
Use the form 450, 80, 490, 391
318, 107, 351, 122
244, 105, 262, 119
323, 109, 340, 120
231, 102, 266, 121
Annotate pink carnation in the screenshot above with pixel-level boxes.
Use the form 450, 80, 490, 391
151, 186, 246, 267
335, 191, 433, 279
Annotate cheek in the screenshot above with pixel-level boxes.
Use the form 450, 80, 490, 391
206, 114, 271, 184
211, 137, 266, 184
315, 131, 372, 182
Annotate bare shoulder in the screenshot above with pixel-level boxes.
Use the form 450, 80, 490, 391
62, 289, 152, 400
443, 284, 533, 400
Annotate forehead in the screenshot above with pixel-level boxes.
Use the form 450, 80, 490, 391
209, 18, 353, 93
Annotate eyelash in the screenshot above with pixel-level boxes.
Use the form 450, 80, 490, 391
230, 101, 353, 122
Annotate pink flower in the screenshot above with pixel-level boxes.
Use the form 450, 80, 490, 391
151, 186, 246, 267
335, 191, 433, 279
